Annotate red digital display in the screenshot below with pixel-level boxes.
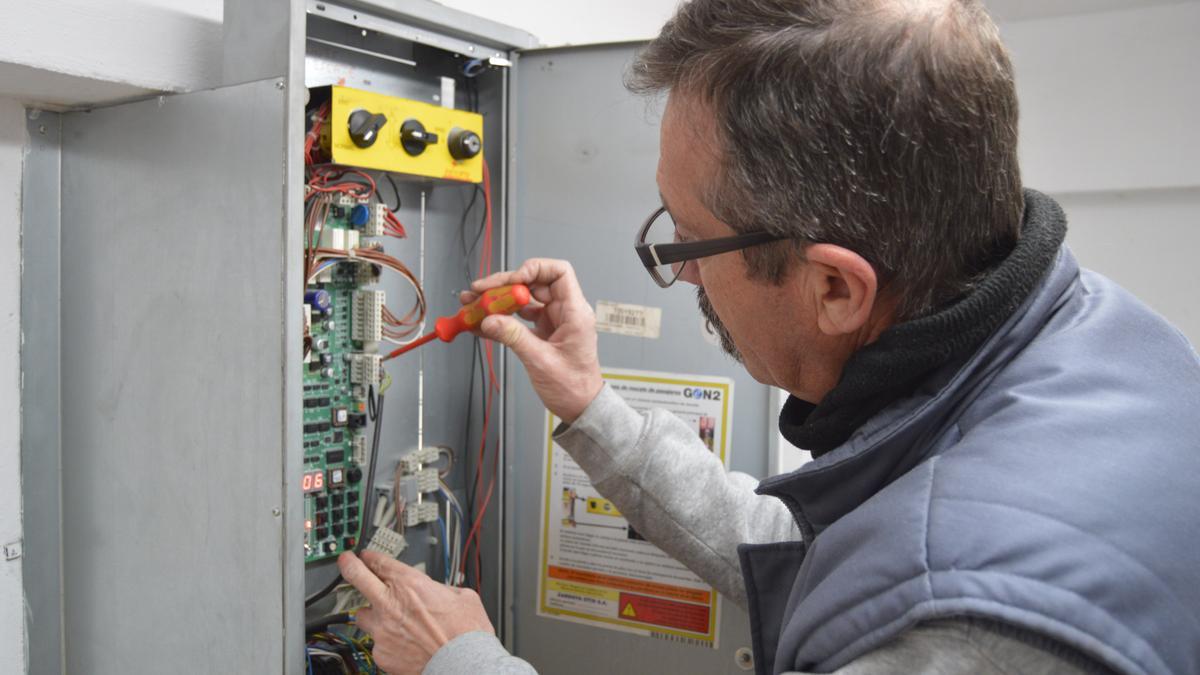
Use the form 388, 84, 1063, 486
302, 470, 325, 493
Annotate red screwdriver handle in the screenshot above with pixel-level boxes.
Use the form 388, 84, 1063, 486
434, 284, 531, 342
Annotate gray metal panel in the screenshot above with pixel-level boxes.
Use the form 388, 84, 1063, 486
324, 0, 538, 52
59, 79, 290, 674
300, 30, 511, 625
21, 110, 64, 675
508, 45, 766, 673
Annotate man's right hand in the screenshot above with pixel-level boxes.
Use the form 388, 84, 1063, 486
465, 258, 604, 423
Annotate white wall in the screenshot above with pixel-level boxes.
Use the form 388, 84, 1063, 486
999, 2, 1200, 344
0, 96, 27, 675
0, 0, 222, 108
438, 0, 678, 46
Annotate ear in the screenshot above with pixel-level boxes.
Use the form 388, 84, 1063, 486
803, 244, 878, 336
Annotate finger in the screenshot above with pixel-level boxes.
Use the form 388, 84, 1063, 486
337, 552, 388, 606
469, 268, 523, 293
459, 290, 480, 305
361, 550, 425, 585
471, 259, 583, 303
517, 303, 544, 323
480, 314, 548, 364
353, 606, 376, 636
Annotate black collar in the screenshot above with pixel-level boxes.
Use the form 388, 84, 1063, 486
779, 190, 1068, 457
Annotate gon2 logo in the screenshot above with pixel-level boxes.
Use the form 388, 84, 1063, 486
683, 387, 722, 401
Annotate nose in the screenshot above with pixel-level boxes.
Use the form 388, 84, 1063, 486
675, 260, 701, 286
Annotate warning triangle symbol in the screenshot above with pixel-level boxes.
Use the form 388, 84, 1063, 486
622, 603, 637, 618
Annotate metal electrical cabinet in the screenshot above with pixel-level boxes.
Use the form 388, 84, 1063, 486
19, 1, 770, 673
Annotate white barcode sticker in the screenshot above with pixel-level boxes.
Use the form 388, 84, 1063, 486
595, 301, 662, 339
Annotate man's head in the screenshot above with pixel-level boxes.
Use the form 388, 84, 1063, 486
631, 0, 1023, 401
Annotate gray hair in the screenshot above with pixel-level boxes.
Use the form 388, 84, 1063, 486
628, 0, 1024, 319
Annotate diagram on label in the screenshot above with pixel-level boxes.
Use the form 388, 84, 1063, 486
537, 368, 733, 648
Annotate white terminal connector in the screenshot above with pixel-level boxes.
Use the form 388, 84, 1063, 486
398, 446, 442, 474
334, 194, 362, 209
351, 290, 384, 342
365, 526, 408, 557
349, 353, 382, 386
351, 434, 367, 465
403, 501, 441, 528
319, 228, 357, 251
417, 467, 439, 494
364, 203, 388, 237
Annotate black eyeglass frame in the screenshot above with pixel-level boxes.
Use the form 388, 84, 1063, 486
634, 206, 787, 287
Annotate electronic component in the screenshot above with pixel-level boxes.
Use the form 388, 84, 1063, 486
305, 289, 332, 313
364, 203, 388, 237
365, 527, 408, 557
404, 501, 441, 527
349, 204, 371, 227
351, 435, 367, 464
302, 470, 326, 493
349, 353, 381, 386
314, 85, 484, 183
331, 407, 349, 426
351, 290, 384, 343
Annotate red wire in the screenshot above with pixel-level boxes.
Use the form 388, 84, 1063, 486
461, 157, 500, 591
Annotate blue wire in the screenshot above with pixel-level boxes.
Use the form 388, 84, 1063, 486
439, 488, 465, 522
437, 516, 451, 581
306, 645, 314, 675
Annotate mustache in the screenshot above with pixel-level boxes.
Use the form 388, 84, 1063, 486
696, 287, 742, 362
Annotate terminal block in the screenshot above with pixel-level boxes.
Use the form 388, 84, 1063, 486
351, 434, 367, 465
398, 446, 441, 474
403, 501, 441, 528
364, 203, 388, 237
365, 526, 408, 558
349, 353, 382, 386
351, 290, 384, 342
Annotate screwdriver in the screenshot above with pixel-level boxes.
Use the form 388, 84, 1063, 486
383, 284, 532, 360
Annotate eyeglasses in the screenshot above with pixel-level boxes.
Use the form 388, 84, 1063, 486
634, 206, 787, 287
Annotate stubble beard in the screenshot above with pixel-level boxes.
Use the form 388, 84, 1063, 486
697, 287, 742, 362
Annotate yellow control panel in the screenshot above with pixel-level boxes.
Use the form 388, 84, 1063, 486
586, 497, 622, 517
316, 85, 484, 183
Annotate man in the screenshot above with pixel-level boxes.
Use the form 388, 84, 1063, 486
339, 0, 1200, 673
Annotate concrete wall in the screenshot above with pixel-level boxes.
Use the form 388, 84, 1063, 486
0, 97, 27, 675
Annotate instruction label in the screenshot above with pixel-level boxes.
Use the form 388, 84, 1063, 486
594, 301, 662, 339
537, 368, 733, 648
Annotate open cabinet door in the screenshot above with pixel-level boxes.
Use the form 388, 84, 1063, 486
57, 79, 300, 674
506, 44, 769, 674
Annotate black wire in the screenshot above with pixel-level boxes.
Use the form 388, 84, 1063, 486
305, 389, 386, 608
383, 172, 402, 212
306, 612, 351, 634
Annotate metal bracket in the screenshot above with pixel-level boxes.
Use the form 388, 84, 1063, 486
3, 540, 22, 561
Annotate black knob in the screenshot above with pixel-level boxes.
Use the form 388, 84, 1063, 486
347, 467, 363, 484
347, 109, 387, 148
448, 128, 482, 160
400, 119, 439, 156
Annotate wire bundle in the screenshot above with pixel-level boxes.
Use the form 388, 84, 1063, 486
306, 628, 376, 675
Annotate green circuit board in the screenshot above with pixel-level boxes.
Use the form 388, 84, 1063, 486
303, 215, 373, 562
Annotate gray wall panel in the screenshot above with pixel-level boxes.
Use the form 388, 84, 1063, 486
508, 44, 766, 674
59, 80, 289, 674
21, 111, 64, 675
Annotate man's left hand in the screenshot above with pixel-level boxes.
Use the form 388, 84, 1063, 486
338, 551, 494, 675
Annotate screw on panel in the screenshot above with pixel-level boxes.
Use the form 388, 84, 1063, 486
272, 507, 282, 517
3, 541, 22, 561
276, 81, 286, 90
38, 125, 47, 135
735, 647, 754, 671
